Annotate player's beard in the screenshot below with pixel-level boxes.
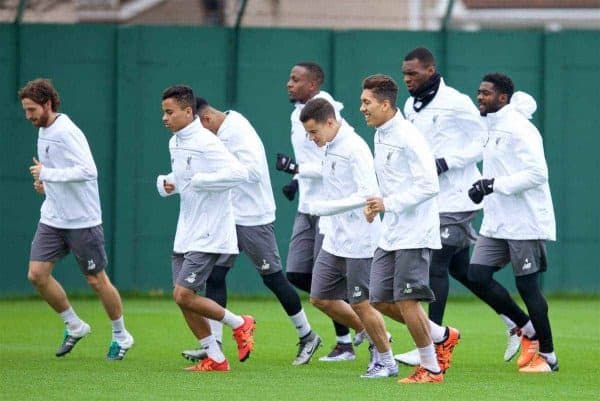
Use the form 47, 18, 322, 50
34, 110, 51, 127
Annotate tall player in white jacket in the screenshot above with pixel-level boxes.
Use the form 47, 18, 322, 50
395, 47, 529, 366
179, 97, 320, 366
156, 86, 255, 372
297, 98, 397, 378
361, 75, 460, 384
468, 73, 558, 373
20, 79, 134, 360
276, 62, 354, 361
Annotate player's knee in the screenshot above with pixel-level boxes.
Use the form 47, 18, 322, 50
286, 272, 301, 287
309, 297, 328, 311
396, 299, 419, 316
27, 262, 51, 286
350, 300, 368, 316
173, 286, 194, 308
85, 271, 110, 293
467, 264, 493, 285
370, 301, 385, 313
27, 269, 46, 286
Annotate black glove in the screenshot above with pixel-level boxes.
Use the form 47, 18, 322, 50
282, 179, 299, 201
276, 153, 298, 175
435, 158, 449, 175
468, 178, 495, 204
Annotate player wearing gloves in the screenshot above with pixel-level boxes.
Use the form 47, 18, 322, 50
156, 85, 255, 372
468, 74, 558, 373
277, 62, 355, 361
395, 47, 525, 366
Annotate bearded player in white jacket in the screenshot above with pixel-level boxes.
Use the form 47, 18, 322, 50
156, 85, 255, 372
20, 78, 134, 360
395, 47, 528, 366
467, 73, 558, 373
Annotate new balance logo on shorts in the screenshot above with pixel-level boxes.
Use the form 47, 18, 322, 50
353, 286, 362, 298
260, 259, 270, 271
87, 259, 96, 271
523, 258, 532, 270
185, 273, 197, 284
441, 228, 450, 239
403, 284, 413, 294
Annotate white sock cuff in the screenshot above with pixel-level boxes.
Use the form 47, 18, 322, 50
500, 314, 517, 330
429, 320, 446, 343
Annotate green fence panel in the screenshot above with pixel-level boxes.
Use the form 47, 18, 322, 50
114, 26, 229, 292
0, 24, 117, 295
226, 28, 334, 294
543, 31, 600, 293
1, 24, 599, 296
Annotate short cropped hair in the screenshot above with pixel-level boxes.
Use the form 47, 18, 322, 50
195, 97, 209, 113
18, 78, 61, 111
362, 74, 398, 106
482, 73, 514, 101
299, 98, 336, 123
294, 61, 324, 86
404, 47, 436, 66
162, 85, 196, 114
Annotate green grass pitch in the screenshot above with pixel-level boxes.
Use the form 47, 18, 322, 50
1, 296, 598, 401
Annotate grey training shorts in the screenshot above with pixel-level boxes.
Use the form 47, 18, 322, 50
470, 235, 547, 277
310, 249, 371, 305
30, 222, 107, 275
172, 252, 219, 292
369, 247, 435, 303
285, 212, 324, 274
215, 224, 283, 275
439, 211, 478, 248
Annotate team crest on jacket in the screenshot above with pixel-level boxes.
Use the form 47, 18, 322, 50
330, 160, 336, 174
45, 145, 50, 155
186, 156, 192, 169
386, 150, 393, 163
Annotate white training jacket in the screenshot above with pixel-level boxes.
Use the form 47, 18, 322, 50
373, 111, 442, 251
156, 118, 249, 254
299, 124, 381, 259
216, 110, 276, 226
290, 90, 344, 214
37, 114, 102, 229
479, 92, 556, 241
403, 79, 484, 213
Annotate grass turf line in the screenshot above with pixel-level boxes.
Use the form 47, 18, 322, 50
1, 297, 598, 401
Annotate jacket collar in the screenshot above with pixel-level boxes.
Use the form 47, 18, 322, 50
484, 103, 512, 126
376, 109, 403, 136
174, 116, 201, 140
